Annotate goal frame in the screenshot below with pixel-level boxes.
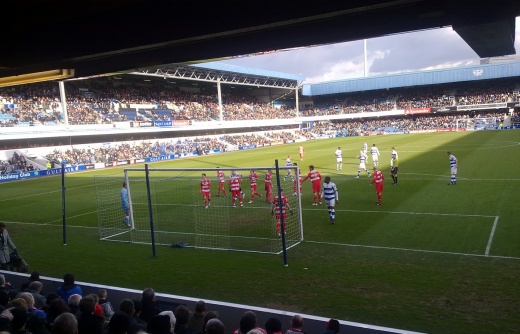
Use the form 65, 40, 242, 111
99, 164, 303, 259
456, 117, 497, 131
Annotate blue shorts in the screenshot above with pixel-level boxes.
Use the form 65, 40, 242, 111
122, 203, 130, 212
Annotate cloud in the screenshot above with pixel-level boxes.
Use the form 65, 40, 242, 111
212, 17, 520, 82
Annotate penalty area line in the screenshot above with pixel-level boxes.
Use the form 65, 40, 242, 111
485, 216, 499, 256
305, 239, 520, 260
304, 208, 496, 218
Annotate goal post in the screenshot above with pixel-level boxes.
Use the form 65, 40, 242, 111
94, 165, 303, 255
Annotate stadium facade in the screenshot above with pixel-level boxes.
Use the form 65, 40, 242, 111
302, 61, 520, 96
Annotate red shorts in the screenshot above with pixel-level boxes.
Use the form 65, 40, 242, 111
265, 184, 272, 191
201, 191, 210, 197
375, 183, 383, 193
231, 190, 241, 197
251, 185, 257, 192
275, 213, 287, 220
312, 181, 321, 193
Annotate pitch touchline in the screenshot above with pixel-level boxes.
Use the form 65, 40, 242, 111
305, 240, 520, 260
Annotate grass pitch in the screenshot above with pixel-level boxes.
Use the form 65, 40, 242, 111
1, 130, 520, 334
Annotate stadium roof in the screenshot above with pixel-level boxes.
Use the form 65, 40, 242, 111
2, 1, 519, 82
191, 63, 304, 82
131, 63, 303, 89
302, 61, 520, 96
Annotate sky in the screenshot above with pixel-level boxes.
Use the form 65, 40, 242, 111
210, 17, 520, 84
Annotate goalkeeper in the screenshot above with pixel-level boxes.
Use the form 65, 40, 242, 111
271, 189, 292, 237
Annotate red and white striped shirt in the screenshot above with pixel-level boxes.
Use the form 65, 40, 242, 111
265, 171, 272, 184
229, 177, 241, 191
273, 195, 288, 214
200, 178, 211, 192
217, 170, 225, 183
303, 170, 321, 183
249, 172, 259, 186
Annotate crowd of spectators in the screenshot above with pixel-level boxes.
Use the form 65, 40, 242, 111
318, 111, 509, 136
222, 134, 268, 147
0, 273, 340, 334
0, 152, 35, 174
263, 131, 298, 143
2, 78, 518, 126
1, 81, 299, 125
0, 109, 511, 170
456, 82, 514, 105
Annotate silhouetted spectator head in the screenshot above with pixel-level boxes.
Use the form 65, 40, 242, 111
290, 314, 304, 329
195, 300, 206, 314
46, 293, 60, 305
47, 298, 70, 321
11, 307, 28, 331
147, 314, 171, 334
202, 310, 220, 332
325, 319, 340, 333
239, 311, 258, 333
118, 299, 135, 316
63, 274, 75, 285
52, 312, 78, 334
264, 317, 282, 333
107, 312, 131, 334
79, 295, 96, 314
27, 281, 43, 293
205, 318, 225, 334
29, 271, 40, 281
98, 289, 108, 300
142, 288, 155, 302
174, 304, 191, 326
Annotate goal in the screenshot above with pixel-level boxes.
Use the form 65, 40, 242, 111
94, 166, 303, 255
456, 117, 497, 131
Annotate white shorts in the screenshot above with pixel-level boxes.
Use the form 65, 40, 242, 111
359, 163, 366, 169
372, 155, 379, 161
336, 158, 343, 163
325, 199, 336, 207
451, 167, 457, 175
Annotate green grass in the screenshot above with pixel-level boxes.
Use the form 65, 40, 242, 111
2, 130, 520, 334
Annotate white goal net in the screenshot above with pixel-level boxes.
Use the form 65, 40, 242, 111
456, 117, 497, 131
94, 166, 303, 255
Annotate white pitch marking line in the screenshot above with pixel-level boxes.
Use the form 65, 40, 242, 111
305, 208, 497, 218
306, 240, 520, 260
5, 220, 519, 260
0, 184, 94, 202
485, 216, 499, 256
399, 172, 520, 181
46, 211, 98, 223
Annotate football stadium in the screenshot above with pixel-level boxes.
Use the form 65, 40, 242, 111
1, 2, 520, 334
